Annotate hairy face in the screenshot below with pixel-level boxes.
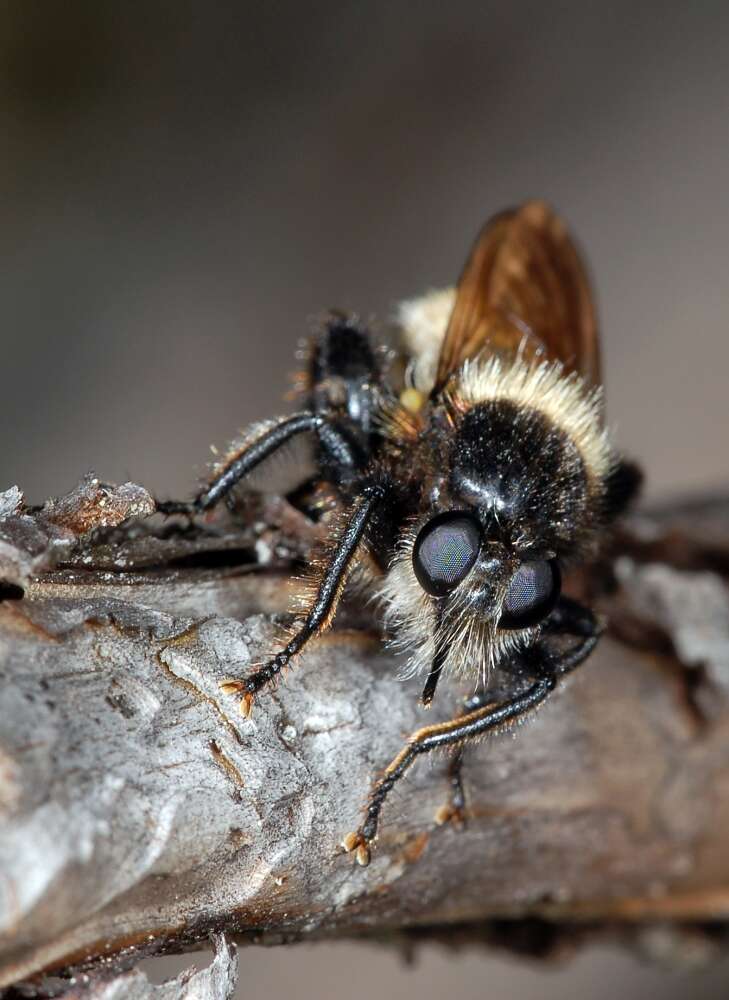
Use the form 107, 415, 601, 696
378, 520, 542, 687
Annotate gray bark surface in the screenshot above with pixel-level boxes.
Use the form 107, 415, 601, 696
1, 479, 729, 991
58, 935, 236, 1000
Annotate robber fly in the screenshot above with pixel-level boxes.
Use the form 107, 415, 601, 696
159, 201, 641, 865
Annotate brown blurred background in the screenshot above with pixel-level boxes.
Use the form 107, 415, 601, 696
1, 1, 728, 996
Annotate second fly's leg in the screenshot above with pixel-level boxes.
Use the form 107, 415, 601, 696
434, 747, 466, 828
342, 630, 598, 866
220, 485, 386, 717
157, 412, 362, 515
433, 690, 497, 828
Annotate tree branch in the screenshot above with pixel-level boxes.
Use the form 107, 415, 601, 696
1, 479, 729, 992
49, 934, 237, 1000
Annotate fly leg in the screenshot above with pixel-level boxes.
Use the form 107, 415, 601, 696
158, 412, 363, 515
433, 690, 495, 828
342, 629, 598, 866
219, 484, 386, 716
434, 747, 466, 828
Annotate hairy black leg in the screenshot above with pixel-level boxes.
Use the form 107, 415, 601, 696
528, 626, 600, 679
342, 632, 598, 866
220, 484, 386, 716
158, 411, 363, 515
342, 676, 556, 865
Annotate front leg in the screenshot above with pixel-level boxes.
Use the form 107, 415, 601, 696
220, 485, 386, 716
420, 598, 599, 818
158, 412, 363, 515
342, 628, 598, 866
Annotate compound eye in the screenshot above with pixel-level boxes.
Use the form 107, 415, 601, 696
499, 559, 561, 629
412, 512, 482, 597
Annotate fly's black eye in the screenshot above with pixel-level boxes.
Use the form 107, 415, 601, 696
412, 512, 482, 597
499, 559, 561, 629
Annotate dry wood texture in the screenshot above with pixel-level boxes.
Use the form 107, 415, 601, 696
49, 934, 237, 1000
1, 478, 729, 993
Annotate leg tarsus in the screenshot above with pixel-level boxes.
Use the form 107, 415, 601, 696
220, 486, 386, 713
435, 689, 497, 828
340, 831, 371, 867
218, 679, 255, 718
343, 669, 565, 864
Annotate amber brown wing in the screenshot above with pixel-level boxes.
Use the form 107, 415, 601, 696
434, 201, 600, 391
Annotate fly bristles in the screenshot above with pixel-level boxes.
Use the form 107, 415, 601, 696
378, 532, 542, 688
441, 383, 467, 424
459, 355, 613, 485
285, 368, 311, 401
374, 394, 423, 444
482, 617, 499, 685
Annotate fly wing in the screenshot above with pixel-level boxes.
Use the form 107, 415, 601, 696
434, 201, 600, 391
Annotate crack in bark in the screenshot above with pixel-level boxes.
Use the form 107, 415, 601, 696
153, 646, 246, 748
209, 739, 246, 795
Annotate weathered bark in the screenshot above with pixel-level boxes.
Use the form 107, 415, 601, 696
44, 935, 237, 1000
1, 479, 729, 993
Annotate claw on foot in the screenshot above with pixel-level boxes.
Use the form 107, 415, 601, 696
435, 803, 466, 828
341, 831, 371, 867
218, 680, 255, 718
219, 679, 245, 695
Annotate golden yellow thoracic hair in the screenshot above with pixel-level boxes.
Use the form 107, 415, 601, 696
456, 355, 612, 489
396, 287, 612, 488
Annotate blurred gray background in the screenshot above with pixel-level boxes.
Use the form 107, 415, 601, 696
2, 1, 728, 997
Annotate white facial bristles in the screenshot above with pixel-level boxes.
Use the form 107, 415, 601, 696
377, 533, 534, 688
377, 541, 435, 679
396, 288, 455, 394
458, 356, 614, 484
